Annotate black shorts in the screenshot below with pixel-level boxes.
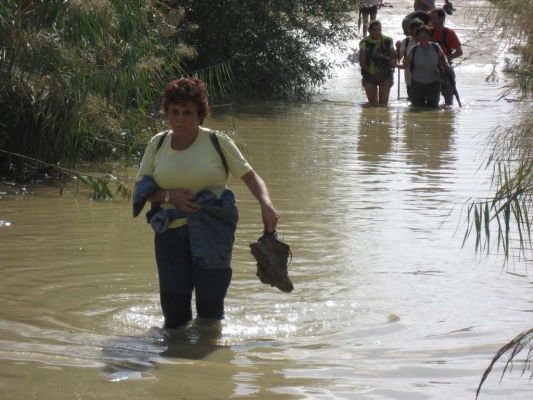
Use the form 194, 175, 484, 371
362, 70, 393, 86
360, 5, 378, 15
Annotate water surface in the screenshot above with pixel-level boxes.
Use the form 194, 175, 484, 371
0, 2, 531, 399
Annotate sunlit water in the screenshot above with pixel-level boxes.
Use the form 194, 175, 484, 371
0, 2, 531, 399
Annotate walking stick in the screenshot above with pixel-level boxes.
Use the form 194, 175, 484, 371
397, 68, 400, 100
448, 66, 462, 107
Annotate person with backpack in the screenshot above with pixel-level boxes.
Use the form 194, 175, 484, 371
430, 7, 463, 105
404, 25, 451, 107
396, 18, 424, 101
133, 78, 280, 329
359, 20, 397, 106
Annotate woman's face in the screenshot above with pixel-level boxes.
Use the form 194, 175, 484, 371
369, 24, 382, 40
417, 31, 430, 44
430, 12, 443, 29
166, 101, 200, 137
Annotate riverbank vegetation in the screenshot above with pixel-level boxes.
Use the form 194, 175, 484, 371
0, 0, 357, 184
470, 0, 533, 397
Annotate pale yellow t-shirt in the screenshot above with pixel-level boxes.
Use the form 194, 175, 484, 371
136, 127, 252, 228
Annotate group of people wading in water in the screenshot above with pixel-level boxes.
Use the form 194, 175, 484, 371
358, 0, 463, 107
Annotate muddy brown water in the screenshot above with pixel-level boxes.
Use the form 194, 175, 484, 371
0, 1, 531, 399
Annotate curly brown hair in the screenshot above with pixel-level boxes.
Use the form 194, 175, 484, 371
161, 78, 210, 124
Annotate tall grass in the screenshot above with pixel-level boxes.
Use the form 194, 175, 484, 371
465, 0, 533, 260
0, 0, 192, 179
469, 1, 533, 397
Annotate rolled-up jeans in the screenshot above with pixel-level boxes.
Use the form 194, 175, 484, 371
154, 225, 232, 329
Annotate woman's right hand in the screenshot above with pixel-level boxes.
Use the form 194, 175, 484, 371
168, 189, 199, 212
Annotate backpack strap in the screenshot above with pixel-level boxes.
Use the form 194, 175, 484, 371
362, 38, 376, 67
209, 132, 229, 178
155, 130, 229, 178
409, 44, 418, 72
156, 131, 169, 151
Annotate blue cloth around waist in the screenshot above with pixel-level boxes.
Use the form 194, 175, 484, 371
133, 175, 239, 269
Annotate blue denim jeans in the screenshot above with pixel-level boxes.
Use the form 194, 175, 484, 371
154, 226, 232, 329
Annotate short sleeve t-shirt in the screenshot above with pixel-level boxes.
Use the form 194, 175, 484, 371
432, 28, 461, 57
136, 127, 252, 228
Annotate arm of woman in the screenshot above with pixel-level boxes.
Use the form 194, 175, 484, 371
449, 45, 463, 61
388, 45, 398, 67
241, 170, 280, 233
395, 40, 403, 68
403, 53, 412, 70
359, 48, 370, 74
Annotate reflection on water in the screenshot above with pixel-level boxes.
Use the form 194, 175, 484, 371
357, 106, 393, 163
403, 108, 456, 172
1, 4, 532, 400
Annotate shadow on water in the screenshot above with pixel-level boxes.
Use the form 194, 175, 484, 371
357, 106, 394, 163
101, 318, 232, 382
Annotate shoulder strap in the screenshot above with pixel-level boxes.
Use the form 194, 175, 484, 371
155, 130, 229, 177
156, 131, 169, 151
432, 42, 447, 70
363, 38, 376, 66
209, 132, 229, 178
409, 44, 418, 72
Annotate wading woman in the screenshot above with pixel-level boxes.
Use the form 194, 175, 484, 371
134, 78, 280, 329
359, 20, 396, 106
404, 25, 450, 108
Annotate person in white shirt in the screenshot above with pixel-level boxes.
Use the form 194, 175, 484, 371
396, 18, 424, 101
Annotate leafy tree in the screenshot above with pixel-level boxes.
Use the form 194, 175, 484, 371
178, 0, 356, 99
0, 0, 191, 175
